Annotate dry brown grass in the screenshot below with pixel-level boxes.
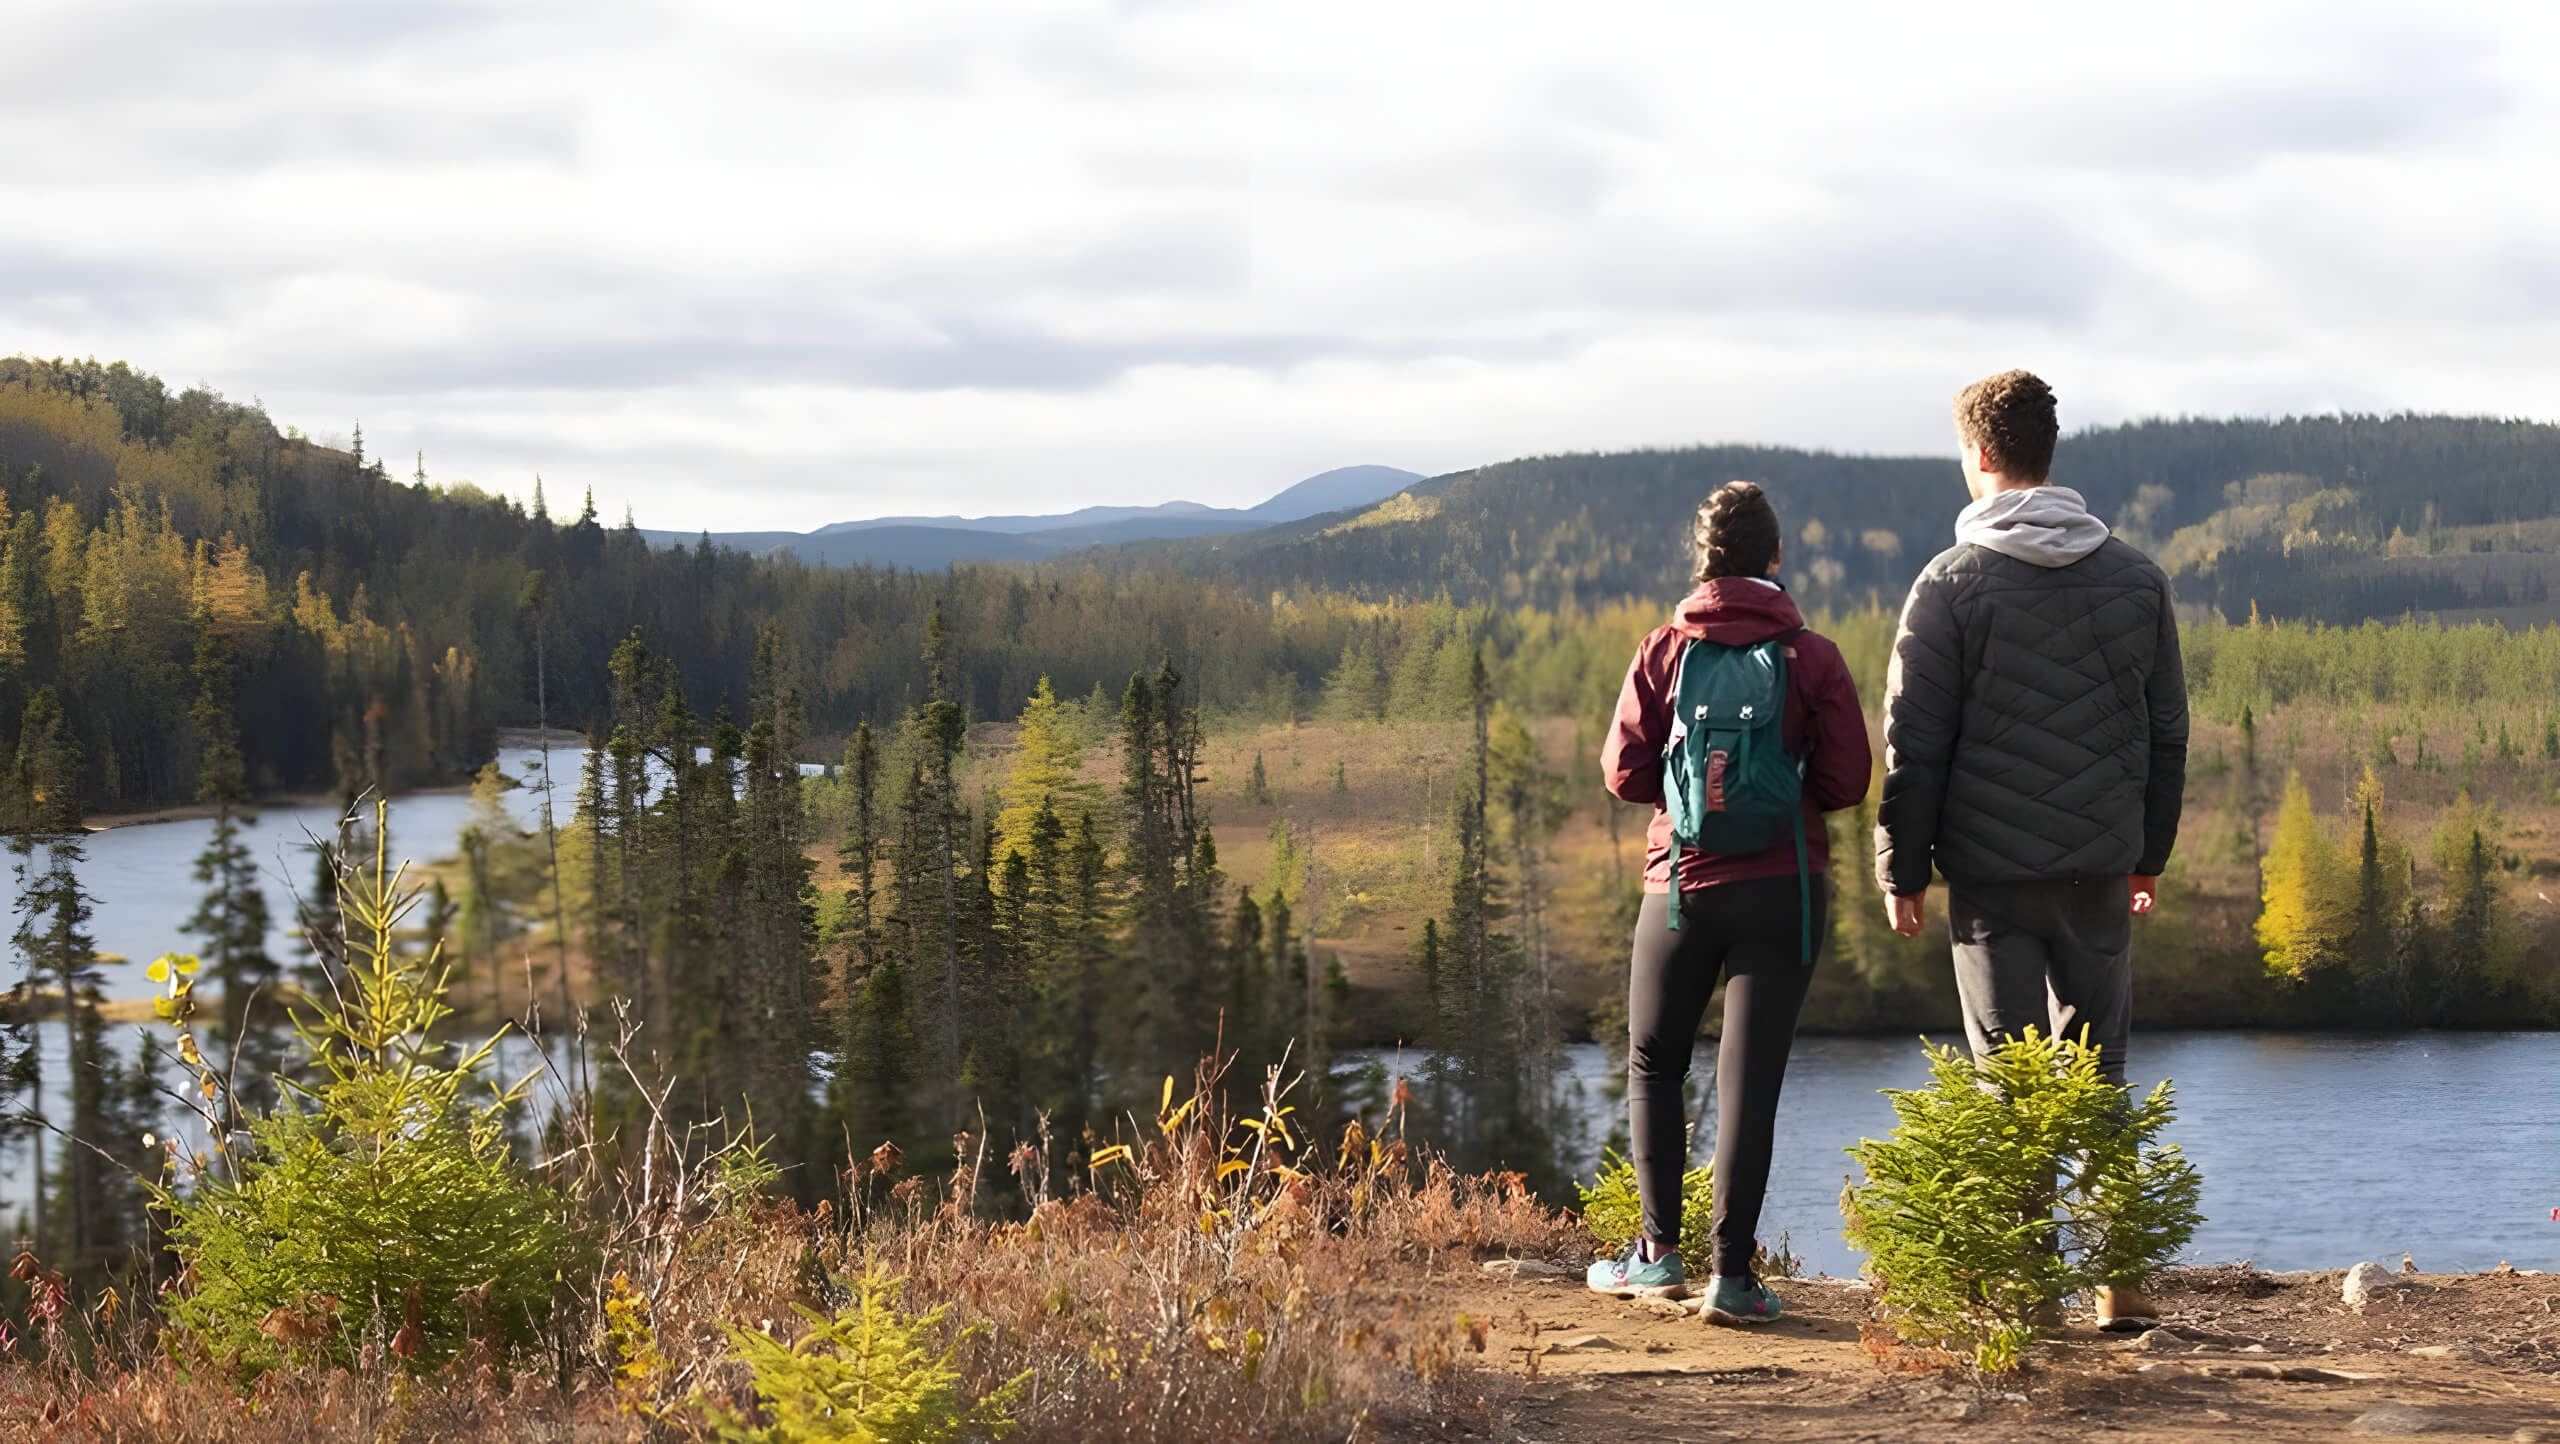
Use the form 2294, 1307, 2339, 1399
3, 1055, 1579, 1444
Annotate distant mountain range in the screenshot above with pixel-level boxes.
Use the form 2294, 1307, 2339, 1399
641, 464, 1424, 570
1098, 416, 2560, 626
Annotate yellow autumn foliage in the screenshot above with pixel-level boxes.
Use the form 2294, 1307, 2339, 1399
2255, 769, 2352, 981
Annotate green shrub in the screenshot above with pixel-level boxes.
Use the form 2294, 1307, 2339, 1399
1578, 1152, 1713, 1277
158, 803, 564, 1373
705, 1270, 1026, 1443
1841, 1031, 2202, 1370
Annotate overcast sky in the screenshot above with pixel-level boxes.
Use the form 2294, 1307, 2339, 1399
7, 1, 2558, 531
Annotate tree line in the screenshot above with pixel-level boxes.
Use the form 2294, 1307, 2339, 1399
0, 358, 1432, 814
3, 607, 1576, 1289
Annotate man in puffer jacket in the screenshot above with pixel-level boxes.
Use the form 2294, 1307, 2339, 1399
1875, 369, 2188, 1328
1876, 369, 2187, 1084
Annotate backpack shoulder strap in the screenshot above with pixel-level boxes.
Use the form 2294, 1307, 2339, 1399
1666, 636, 1697, 741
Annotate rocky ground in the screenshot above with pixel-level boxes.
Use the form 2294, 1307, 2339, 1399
1412, 1259, 2560, 1442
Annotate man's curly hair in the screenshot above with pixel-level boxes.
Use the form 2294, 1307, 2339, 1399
1953, 369, 2058, 482
1691, 480, 1781, 584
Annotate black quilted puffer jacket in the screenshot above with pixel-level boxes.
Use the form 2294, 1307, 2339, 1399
1874, 502, 2188, 896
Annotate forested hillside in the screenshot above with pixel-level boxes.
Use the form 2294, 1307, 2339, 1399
1111, 416, 2560, 625
15, 355, 2560, 821
0, 360, 1388, 811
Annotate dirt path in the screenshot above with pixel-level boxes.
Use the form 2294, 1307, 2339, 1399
1430, 1264, 2560, 1442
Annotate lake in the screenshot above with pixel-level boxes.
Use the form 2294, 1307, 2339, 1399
7, 762, 2556, 1278
7, 744, 578, 1006
1372, 1032, 2560, 1278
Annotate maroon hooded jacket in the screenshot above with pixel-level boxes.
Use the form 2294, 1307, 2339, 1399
1600, 579, 1873, 893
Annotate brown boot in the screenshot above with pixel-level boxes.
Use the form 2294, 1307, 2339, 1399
2095, 1282, 2159, 1333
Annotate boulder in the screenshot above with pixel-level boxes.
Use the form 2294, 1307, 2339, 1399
2344, 1261, 2417, 1307
2408, 1343, 2488, 1362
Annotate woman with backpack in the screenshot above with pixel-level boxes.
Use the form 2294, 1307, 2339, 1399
1586, 480, 1873, 1325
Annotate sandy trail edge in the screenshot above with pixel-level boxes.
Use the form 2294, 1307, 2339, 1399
1412, 1264, 2560, 1442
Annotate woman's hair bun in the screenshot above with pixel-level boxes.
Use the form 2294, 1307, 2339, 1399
1692, 480, 1781, 583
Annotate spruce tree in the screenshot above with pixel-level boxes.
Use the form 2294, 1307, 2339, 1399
576, 736, 613, 991
955, 806, 1015, 1158
830, 715, 893, 1153
2440, 828, 2502, 1022
8, 687, 93, 1262
186, 626, 280, 1111
1421, 653, 1555, 1186
835, 720, 882, 1059
1225, 885, 1268, 1067
2349, 797, 2390, 997
737, 629, 818, 1132
455, 763, 517, 1021
1322, 636, 1389, 724
15, 840, 111, 1274
651, 670, 714, 1071
839, 944, 916, 1161
1113, 662, 1225, 1098
2389, 853, 2431, 1020
607, 721, 649, 1018
904, 607, 970, 1133
600, 632, 659, 1027
1491, 705, 1563, 1151
1052, 811, 1112, 1155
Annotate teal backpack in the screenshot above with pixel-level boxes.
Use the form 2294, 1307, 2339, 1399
1661, 631, 1813, 963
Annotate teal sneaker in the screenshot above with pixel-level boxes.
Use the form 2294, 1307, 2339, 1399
1700, 1275, 1783, 1326
1586, 1242, 1687, 1299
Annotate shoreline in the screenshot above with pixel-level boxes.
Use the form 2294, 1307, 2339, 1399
77, 727, 587, 833
82, 784, 476, 833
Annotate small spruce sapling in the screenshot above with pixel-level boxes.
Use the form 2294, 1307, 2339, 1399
702, 1270, 1026, 1444
156, 800, 565, 1374
1841, 1031, 2201, 1371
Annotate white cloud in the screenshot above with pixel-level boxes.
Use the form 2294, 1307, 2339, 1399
5, 0, 2557, 530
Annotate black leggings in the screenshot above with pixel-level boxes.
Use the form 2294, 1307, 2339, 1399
1626, 876, 1826, 1278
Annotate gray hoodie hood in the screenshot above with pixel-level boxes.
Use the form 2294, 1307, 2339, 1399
1954, 485, 2110, 568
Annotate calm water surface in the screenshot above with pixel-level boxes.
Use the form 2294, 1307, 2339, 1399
1490, 1033, 2560, 1277
2, 748, 576, 1212
8, 745, 574, 1003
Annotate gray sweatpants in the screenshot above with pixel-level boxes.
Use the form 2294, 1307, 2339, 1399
1946, 878, 2133, 1087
